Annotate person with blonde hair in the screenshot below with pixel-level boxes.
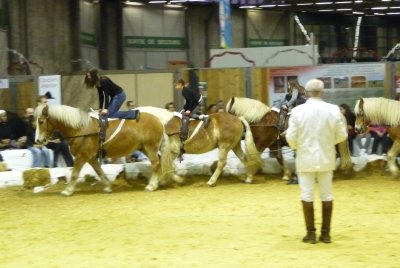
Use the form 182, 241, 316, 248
286, 79, 347, 244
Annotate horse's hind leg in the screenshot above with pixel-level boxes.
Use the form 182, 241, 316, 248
61, 159, 86, 196
143, 146, 160, 191
88, 158, 112, 193
207, 148, 229, 186
232, 144, 254, 184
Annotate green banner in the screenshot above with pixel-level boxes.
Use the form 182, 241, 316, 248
249, 39, 287, 47
80, 32, 97, 46
124, 36, 186, 49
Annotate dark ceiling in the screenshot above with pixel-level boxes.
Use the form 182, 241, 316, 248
128, 0, 400, 16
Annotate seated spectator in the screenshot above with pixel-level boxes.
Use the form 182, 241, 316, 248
207, 103, 217, 114
47, 130, 74, 167
165, 102, 176, 112
339, 104, 357, 155
126, 100, 137, 110
355, 132, 372, 155
0, 109, 27, 150
25, 112, 52, 168
369, 125, 391, 155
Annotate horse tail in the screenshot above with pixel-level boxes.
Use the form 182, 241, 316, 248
239, 116, 263, 172
337, 140, 353, 173
226, 96, 235, 114
159, 129, 174, 184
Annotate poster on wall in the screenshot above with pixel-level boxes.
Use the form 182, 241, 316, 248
38, 75, 61, 105
269, 63, 385, 109
396, 63, 400, 95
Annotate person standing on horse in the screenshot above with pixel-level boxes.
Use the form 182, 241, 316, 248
285, 78, 347, 244
84, 68, 139, 120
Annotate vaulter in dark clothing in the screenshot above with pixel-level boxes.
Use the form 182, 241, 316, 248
84, 67, 139, 120
175, 79, 207, 160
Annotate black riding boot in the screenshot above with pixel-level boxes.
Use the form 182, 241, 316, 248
302, 201, 317, 244
178, 115, 190, 161
319, 201, 333, 243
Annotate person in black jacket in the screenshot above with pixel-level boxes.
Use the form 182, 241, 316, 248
175, 79, 207, 159
84, 68, 139, 120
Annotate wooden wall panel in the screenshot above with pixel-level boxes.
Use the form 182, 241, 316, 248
251, 67, 270, 105
196, 68, 246, 107
136, 73, 174, 108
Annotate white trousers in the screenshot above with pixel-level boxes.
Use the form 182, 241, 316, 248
298, 171, 334, 202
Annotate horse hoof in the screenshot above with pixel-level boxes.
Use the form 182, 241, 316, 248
244, 178, 253, 184
172, 175, 184, 184
281, 176, 290, 181
103, 188, 112, 194
206, 181, 216, 187
145, 185, 157, 191
61, 190, 72, 196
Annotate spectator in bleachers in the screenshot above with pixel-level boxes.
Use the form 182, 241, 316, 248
207, 103, 217, 114
0, 109, 27, 150
126, 100, 137, 110
165, 102, 176, 112
369, 125, 391, 155
339, 103, 357, 155
24, 110, 52, 168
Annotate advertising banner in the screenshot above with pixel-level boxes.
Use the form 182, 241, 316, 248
38, 75, 62, 105
269, 63, 385, 109
219, 0, 232, 48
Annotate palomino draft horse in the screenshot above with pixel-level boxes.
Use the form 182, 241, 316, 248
137, 106, 262, 186
354, 97, 400, 176
35, 104, 171, 196
226, 97, 353, 180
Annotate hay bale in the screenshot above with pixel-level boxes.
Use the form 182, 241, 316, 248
23, 168, 51, 188
0, 162, 8, 172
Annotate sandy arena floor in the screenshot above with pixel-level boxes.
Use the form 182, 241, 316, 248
1, 163, 399, 268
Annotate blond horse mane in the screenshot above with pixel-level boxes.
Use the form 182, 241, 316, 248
354, 97, 400, 126
226, 97, 271, 123
35, 105, 91, 129
137, 106, 174, 125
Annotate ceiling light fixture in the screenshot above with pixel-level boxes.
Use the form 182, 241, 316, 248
259, 4, 276, 7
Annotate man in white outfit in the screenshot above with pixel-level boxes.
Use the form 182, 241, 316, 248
285, 79, 348, 244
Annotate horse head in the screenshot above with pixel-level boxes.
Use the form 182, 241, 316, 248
354, 97, 370, 134
34, 104, 54, 144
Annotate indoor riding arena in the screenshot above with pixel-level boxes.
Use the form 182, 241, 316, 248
1, 0, 400, 267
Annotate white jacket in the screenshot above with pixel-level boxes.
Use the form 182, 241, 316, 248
285, 98, 348, 172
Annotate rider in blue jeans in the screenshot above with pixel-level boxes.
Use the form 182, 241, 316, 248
84, 68, 139, 120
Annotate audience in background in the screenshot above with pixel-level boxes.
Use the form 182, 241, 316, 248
0, 109, 27, 150
165, 102, 176, 112
369, 125, 391, 155
126, 100, 137, 110
339, 104, 357, 155
207, 104, 218, 114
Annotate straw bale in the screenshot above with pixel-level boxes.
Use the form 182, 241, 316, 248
23, 169, 51, 188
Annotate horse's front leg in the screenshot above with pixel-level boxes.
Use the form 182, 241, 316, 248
387, 141, 400, 177
207, 148, 229, 186
61, 159, 86, 196
88, 158, 112, 193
